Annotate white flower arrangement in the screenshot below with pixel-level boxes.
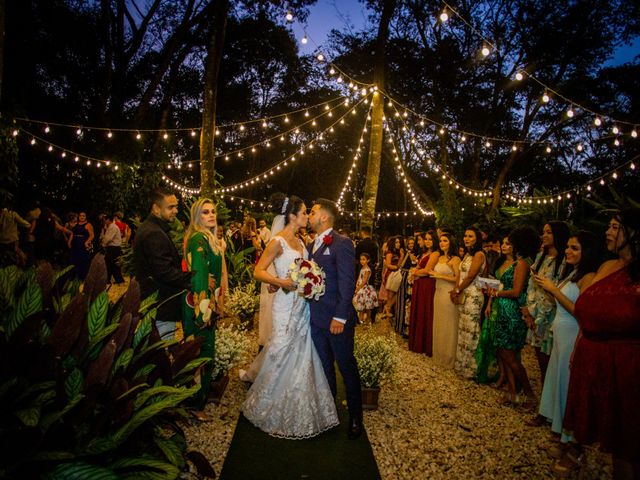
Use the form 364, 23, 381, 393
212, 324, 251, 380
354, 328, 400, 388
226, 282, 260, 320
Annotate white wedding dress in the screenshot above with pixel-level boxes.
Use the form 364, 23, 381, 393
241, 236, 339, 439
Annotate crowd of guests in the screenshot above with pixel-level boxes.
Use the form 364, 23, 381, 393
2, 191, 638, 478
352, 215, 639, 479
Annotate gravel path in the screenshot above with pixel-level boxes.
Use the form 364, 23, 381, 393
183, 318, 611, 479
106, 284, 610, 479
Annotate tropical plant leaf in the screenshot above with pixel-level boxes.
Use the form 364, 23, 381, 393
46, 462, 118, 480
133, 385, 189, 411
15, 406, 40, 426
65, 369, 83, 400
88, 292, 109, 339
134, 364, 156, 380
86, 323, 120, 352
53, 265, 74, 283
113, 348, 134, 374
174, 357, 210, 379
115, 383, 149, 402
138, 291, 159, 314
153, 435, 186, 469
0, 264, 21, 309
111, 457, 179, 480
133, 316, 152, 349
6, 281, 43, 337
31, 450, 75, 462
14, 380, 55, 403
40, 394, 85, 432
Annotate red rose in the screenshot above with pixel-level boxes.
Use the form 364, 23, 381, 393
323, 234, 333, 246
305, 272, 315, 279
303, 283, 313, 296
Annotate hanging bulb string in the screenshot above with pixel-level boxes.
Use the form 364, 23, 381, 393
336, 102, 374, 210
11, 94, 348, 134
387, 101, 492, 196
440, 0, 638, 127
217, 93, 372, 192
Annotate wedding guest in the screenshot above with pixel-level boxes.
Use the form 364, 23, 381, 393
408, 230, 439, 354
0, 202, 31, 267
483, 231, 502, 279
114, 212, 132, 245
353, 253, 378, 325
100, 214, 125, 284
228, 221, 242, 252
564, 209, 640, 478
522, 221, 570, 386
476, 235, 513, 385
393, 237, 413, 335
429, 232, 461, 368
356, 226, 379, 277
68, 211, 94, 280
382, 236, 406, 320
183, 198, 228, 418
489, 226, 540, 410
257, 218, 271, 250
241, 216, 261, 263
216, 221, 227, 253
63, 212, 78, 244
133, 187, 192, 340
33, 208, 70, 264
452, 226, 486, 379
532, 231, 598, 472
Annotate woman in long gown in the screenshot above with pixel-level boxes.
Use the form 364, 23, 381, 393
564, 209, 640, 477
242, 196, 339, 439
182, 198, 228, 417
489, 227, 540, 410
408, 230, 439, 354
429, 232, 461, 368
68, 211, 94, 280
453, 227, 486, 379
476, 235, 512, 385
533, 232, 598, 473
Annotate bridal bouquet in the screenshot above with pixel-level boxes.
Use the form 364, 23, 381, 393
288, 258, 326, 300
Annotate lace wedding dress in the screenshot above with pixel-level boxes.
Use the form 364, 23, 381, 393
241, 236, 339, 439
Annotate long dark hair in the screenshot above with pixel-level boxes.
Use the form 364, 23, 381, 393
424, 229, 437, 254
614, 208, 640, 282
534, 221, 570, 278
438, 232, 458, 259
387, 235, 404, 256
275, 195, 304, 225
569, 231, 600, 283
464, 226, 484, 256
509, 226, 541, 260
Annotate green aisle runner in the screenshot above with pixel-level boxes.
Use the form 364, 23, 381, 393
220, 376, 381, 480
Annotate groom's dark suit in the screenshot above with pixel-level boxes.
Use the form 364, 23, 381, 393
308, 230, 363, 423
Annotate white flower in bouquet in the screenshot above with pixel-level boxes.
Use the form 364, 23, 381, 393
212, 324, 251, 380
288, 258, 326, 300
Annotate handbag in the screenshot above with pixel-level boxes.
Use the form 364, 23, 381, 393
385, 253, 409, 293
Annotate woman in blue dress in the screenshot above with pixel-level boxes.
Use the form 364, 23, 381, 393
533, 231, 599, 463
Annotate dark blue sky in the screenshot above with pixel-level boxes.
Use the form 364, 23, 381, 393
289, 0, 639, 66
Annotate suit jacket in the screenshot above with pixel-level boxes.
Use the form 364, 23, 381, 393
308, 230, 357, 329
133, 215, 192, 324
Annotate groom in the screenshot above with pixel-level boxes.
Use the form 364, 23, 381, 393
308, 199, 363, 439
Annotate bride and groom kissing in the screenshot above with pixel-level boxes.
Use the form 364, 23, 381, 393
241, 196, 364, 440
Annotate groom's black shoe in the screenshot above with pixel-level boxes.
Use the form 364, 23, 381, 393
347, 416, 363, 440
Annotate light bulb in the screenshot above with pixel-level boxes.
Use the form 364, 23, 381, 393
136, 133, 141, 140
594, 117, 602, 126
440, 11, 449, 22
285, 11, 293, 21
191, 130, 197, 137
577, 144, 583, 152
546, 146, 552, 153
612, 126, 619, 134
515, 72, 523, 81
107, 131, 113, 138
12, 129, 18, 136
76, 128, 82, 135
329, 67, 335, 75
566, 109, 574, 118
632, 129, 638, 138
163, 132, 168, 140
317, 54, 325, 62
481, 46, 490, 57
301, 35, 308, 45
542, 93, 550, 103
44, 126, 50, 133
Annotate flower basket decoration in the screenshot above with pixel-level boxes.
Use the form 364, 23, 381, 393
226, 282, 260, 328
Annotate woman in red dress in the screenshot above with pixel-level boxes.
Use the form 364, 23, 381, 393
564, 208, 640, 478
408, 230, 440, 354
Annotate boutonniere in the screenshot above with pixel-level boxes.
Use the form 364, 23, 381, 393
322, 234, 333, 246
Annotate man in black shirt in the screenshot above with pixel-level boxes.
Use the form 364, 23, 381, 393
133, 188, 192, 340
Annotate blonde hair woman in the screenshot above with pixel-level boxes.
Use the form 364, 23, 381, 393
183, 198, 228, 418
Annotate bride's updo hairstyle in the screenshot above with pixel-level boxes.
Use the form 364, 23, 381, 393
268, 192, 287, 215
281, 195, 305, 225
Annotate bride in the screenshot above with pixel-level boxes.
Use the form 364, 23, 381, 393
241, 195, 339, 438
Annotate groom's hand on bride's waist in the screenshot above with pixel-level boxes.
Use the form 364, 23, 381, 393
329, 319, 345, 335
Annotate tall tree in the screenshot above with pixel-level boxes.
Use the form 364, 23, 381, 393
361, 0, 396, 229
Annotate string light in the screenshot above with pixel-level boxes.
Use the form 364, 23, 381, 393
439, 10, 449, 22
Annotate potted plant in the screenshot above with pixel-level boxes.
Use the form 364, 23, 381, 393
225, 282, 260, 329
354, 328, 400, 410
209, 324, 250, 403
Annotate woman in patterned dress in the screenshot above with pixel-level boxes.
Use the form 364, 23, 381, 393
452, 226, 486, 379
522, 221, 570, 386
488, 226, 540, 409
183, 198, 228, 417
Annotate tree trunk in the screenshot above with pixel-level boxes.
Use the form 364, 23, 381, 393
199, 0, 229, 199
361, 0, 396, 229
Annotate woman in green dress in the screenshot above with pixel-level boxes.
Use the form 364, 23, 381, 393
487, 227, 540, 410
183, 198, 228, 415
